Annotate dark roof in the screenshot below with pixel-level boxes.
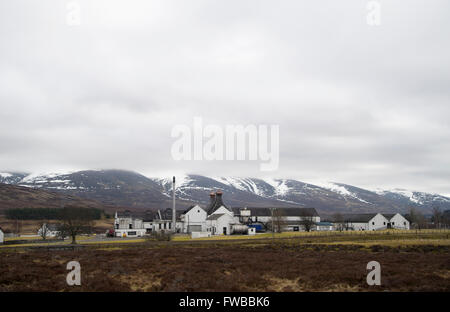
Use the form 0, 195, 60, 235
43, 223, 62, 231
232, 207, 319, 217
116, 209, 182, 222
336, 213, 379, 223
382, 214, 396, 220
182, 205, 205, 215
206, 213, 226, 221
116, 211, 133, 218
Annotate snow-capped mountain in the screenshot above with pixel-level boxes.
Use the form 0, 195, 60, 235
1, 170, 449, 214
0, 172, 28, 185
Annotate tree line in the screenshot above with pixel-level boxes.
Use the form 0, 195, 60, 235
4, 207, 103, 220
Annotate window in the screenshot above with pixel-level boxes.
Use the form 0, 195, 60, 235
372, 222, 375, 225
383, 222, 386, 225
404, 222, 406, 225
129, 224, 133, 229
392, 222, 395, 225
159, 224, 162, 229
115, 224, 119, 229
198, 210, 200, 213
169, 222, 172, 229
164, 223, 167, 229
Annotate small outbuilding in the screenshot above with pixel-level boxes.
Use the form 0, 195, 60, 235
37, 223, 62, 238
180, 205, 207, 233
315, 221, 334, 231
0, 227, 4, 244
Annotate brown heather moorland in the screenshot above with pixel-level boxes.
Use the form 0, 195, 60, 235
0, 239, 449, 292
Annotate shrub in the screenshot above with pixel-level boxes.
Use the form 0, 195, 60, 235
149, 231, 173, 242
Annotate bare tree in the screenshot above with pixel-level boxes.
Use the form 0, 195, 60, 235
332, 213, 345, 231
409, 207, 426, 230
59, 207, 95, 244
270, 209, 286, 233
443, 210, 450, 229
300, 215, 316, 232
432, 206, 442, 229
39, 222, 49, 240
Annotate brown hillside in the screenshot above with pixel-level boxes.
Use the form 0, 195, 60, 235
0, 183, 114, 212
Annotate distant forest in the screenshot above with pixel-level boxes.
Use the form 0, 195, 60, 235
4, 207, 103, 220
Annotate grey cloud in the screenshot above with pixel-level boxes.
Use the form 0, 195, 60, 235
0, 0, 449, 194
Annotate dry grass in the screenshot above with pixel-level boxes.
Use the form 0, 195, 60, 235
0, 240, 449, 292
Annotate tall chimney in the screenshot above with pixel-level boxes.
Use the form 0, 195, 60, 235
215, 191, 224, 209
172, 176, 176, 233
209, 192, 216, 206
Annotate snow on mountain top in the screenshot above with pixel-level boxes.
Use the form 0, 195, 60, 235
0, 172, 13, 178
20, 170, 76, 183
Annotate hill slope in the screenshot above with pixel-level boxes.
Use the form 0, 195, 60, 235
0, 183, 112, 211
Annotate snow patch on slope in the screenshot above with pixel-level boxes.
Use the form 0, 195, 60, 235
263, 178, 290, 196
211, 177, 263, 196
20, 171, 75, 184
315, 182, 371, 204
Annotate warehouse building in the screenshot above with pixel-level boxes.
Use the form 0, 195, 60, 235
335, 213, 389, 231
382, 213, 410, 230
232, 207, 320, 231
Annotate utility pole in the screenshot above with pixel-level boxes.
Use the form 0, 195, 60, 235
172, 176, 176, 233
271, 208, 274, 239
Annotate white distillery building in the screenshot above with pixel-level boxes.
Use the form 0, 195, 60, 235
232, 207, 320, 232
114, 209, 183, 237
0, 227, 4, 244
315, 221, 334, 231
37, 223, 62, 237
180, 205, 208, 233
337, 213, 389, 231
113, 191, 323, 237
114, 211, 147, 237
383, 213, 410, 230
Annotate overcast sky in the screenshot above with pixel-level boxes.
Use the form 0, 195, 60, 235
0, 0, 449, 195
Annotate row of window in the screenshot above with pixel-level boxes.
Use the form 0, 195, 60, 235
158, 222, 172, 230
373, 221, 407, 226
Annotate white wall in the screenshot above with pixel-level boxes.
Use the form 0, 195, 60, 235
389, 214, 410, 230
0, 229, 4, 244
346, 214, 389, 231
212, 206, 234, 217
207, 214, 234, 235
246, 215, 319, 223
181, 205, 207, 233
115, 228, 146, 237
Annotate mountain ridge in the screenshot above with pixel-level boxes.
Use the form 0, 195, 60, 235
1, 170, 449, 214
